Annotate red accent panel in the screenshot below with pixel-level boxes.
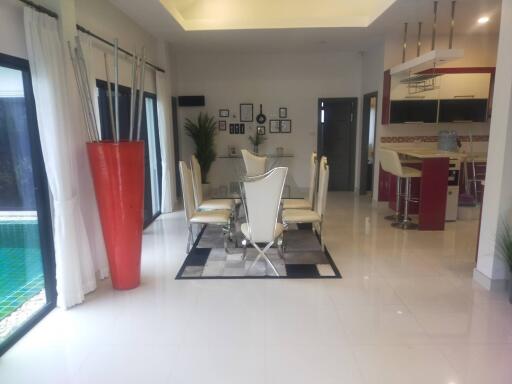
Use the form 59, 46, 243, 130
417, 67, 496, 74
382, 70, 391, 125
378, 165, 390, 201
87, 141, 145, 290
418, 158, 449, 231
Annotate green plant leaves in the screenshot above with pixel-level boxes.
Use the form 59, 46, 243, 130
185, 112, 217, 183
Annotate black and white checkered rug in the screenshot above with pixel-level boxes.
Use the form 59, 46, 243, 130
176, 224, 341, 279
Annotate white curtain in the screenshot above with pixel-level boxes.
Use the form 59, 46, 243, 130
24, 8, 107, 308
156, 71, 175, 213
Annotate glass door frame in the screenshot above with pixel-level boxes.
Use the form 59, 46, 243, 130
0, 52, 56, 356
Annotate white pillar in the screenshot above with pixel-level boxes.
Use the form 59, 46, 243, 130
474, 0, 512, 289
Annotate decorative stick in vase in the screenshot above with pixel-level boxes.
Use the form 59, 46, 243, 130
104, 52, 115, 140
114, 38, 120, 143
136, 47, 146, 141
129, 49, 138, 142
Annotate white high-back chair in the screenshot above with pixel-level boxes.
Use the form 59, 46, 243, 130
283, 152, 317, 209
240, 167, 288, 276
282, 156, 329, 247
179, 161, 232, 253
241, 149, 267, 176
190, 155, 234, 211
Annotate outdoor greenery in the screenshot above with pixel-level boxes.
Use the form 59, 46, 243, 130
497, 219, 512, 272
184, 113, 217, 183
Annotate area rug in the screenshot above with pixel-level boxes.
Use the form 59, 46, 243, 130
176, 224, 341, 279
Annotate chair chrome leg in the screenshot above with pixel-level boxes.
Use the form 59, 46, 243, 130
241, 238, 248, 260
385, 176, 405, 222
392, 177, 418, 230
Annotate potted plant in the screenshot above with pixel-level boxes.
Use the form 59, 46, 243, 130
497, 219, 512, 303
248, 131, 267, 154
185, 113, 217, 195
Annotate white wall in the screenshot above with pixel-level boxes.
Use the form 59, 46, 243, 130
0, 1, 28, 59
75, 0, 158, 92
173, 50, 363, 191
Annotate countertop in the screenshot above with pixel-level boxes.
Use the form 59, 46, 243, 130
382, 146, 487, 161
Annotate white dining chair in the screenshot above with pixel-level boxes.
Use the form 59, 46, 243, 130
241, 149, 267, 176
240, 167, 288, 276
179, 161, 232, 253
190, 155, 234, 211
282, 152, 317, 209
282, 156, 329, 248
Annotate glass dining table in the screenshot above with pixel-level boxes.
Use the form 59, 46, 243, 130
206, 153, 307, 199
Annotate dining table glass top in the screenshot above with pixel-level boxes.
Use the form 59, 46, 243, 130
206, 153, 307, 199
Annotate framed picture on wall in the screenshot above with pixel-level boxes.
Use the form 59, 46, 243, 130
218, 120, 226, 131
240, 103, 254, 122
219, 109, 229, 118
269, 120, 280, 133
280, 119, 292, 133
279, 107, 287, 118
257, 126, 266, 135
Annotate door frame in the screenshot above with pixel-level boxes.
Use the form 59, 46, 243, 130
0, 52, 56, 356
359, 91, 378, 195
317, 97, 358, 191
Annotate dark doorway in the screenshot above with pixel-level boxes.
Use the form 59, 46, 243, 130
171, 97, 181, 198
360, 92, 378, 195
317, 98, 357, 191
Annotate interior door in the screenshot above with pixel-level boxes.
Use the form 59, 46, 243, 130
318, 98, 357, 191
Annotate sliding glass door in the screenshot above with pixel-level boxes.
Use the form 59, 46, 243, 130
0, 53, 55, 356
96, 81, 162, 226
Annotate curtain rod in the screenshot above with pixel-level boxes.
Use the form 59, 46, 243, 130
17, 0, 165, 73
18, 0, 58, 19
76, 25, 165, 73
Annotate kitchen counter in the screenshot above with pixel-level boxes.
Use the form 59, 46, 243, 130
382, 146, 466, 159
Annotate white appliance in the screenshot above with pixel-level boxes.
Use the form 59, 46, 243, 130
446, 159, 461, 221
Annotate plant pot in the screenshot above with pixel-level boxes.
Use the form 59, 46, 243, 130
87, 141, 145, 290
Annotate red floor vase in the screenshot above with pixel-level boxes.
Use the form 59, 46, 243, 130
87, 141, 145, 290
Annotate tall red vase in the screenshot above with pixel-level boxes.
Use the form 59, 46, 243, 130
87, 141, 145, 290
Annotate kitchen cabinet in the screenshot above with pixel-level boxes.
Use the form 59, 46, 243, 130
438, 73, 491, 99
390, 100, 438, 124
438, 99, 488, 122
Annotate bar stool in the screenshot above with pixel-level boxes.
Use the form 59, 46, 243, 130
379, 149, 422, 230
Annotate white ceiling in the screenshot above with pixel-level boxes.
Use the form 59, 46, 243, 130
108, 0, 501, 53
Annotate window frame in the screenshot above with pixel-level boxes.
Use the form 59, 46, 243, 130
0, 52, 56, 357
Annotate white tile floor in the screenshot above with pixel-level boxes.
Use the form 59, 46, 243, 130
1, 192, 512, 384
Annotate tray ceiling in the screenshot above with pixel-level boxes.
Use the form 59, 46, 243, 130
159, 0, 397, 30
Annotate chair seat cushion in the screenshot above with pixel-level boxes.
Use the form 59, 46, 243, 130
198, 199, 234, 211
241, 223, 284, 241
282, 198, 311, 210
282, 209, 321, 224
190, 209, 231, 224
400, 166, 422, 178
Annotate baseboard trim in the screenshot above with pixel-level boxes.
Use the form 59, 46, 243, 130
473, 268, 509, 291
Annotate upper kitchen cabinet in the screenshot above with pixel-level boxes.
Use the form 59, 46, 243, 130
438, 73, 491, 99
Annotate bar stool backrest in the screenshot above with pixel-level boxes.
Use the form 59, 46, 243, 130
379, 149, 404, 177
308, 152, 318, 206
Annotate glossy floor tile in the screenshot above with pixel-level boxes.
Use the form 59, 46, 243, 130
1, 192, 511, 384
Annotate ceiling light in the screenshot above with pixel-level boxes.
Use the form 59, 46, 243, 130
477, 16, 490, 24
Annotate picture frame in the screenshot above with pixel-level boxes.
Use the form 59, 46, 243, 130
279, 107, 288, 119
229, 123, 235, 134
218, 120, 226, 131
219, 109, 229, 118
240, 103, 254, 122
269, 120, 280, 133
280, 119, 292, 133
234, 123, 240, 134
257, 126, 266, 135
240, 123, 245, 134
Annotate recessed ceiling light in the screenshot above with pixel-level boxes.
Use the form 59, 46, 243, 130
478, 16, 490, 24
